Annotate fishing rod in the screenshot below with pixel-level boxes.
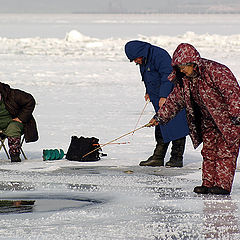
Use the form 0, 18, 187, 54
93, 142, 130, 146
82, 122, 152, 159
104, 99, 150, 145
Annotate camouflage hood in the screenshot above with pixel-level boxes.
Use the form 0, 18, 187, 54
168, 43, 202, 81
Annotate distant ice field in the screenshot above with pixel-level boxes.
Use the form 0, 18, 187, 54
0, 13, 239, 38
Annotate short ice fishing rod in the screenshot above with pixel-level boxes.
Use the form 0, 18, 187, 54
82, 122, 152, 159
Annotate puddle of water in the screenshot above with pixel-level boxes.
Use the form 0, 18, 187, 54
0, 200, 35, 214
34, 199, 91, 212
0, 194, 104, 215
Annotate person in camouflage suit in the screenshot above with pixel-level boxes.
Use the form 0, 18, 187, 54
149, 43, 240, 195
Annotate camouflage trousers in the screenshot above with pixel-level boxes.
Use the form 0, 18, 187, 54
0, 121, 23, 156
201, 127, 240, 192
8, 137, 21, 155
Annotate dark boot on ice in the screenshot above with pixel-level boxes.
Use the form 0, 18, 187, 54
165, 137, 186, 168
193, 185, 209, 194
139, 157, 164, 167
8, 137, 21, 163
209, 186, 230, 195
10, 153, 21, 162
139, 139, 169, 167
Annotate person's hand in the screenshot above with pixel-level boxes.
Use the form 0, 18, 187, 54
13, 118, 22, 123
159, 97, 166, 108
145, 93, 150, 101
147, 118, 159, 127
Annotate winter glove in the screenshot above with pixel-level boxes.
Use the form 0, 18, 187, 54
232, 116, 240, 125
153, 113, 163, 124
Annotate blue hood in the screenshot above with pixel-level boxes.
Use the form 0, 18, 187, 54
125, 40, 151, 62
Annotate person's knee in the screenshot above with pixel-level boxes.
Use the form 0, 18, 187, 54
4, 121, 23, 137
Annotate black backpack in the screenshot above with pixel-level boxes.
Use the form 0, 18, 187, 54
66, 136, 101, 162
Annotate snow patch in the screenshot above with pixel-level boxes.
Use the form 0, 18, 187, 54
65, 30, 94, 42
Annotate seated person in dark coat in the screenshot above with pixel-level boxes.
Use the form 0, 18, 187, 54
0, 82, 38, 162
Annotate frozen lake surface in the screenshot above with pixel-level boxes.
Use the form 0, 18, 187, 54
0, 166, 240, 239
0, 14, 240, 38
0, 13, 239, 239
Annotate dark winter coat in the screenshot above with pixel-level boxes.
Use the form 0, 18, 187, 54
0, 82, 38, 143
125, 40, 189, 142
156, 43, 240, 148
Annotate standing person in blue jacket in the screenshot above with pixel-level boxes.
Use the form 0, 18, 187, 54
125, 40, 189, 167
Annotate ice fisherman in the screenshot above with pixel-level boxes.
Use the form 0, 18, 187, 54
125, 40, 189, 167
0, 82, 38, 162
149, 43, 240, 195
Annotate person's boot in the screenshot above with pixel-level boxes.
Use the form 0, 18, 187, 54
165, 137, 186, 168
208, 186, 230, 195
10, 153, 21, 162
193, 185, 209, 194
8, 137, 21, 163
139, 139, 169, 167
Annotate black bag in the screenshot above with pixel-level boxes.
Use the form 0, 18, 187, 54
66, 136, 101, 162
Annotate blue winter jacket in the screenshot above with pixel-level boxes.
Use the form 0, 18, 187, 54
125, 40, 189, 142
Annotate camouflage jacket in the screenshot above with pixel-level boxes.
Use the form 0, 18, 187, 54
156, 43, 240, 148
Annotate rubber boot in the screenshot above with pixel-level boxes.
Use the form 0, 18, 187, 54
193, 185, 209, 194
165, 137, 186, 168
208, 186, 230, 195
139, 139, 169, 167
8, 137, 21, 162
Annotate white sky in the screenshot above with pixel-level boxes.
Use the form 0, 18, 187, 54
0, 0, 239, 13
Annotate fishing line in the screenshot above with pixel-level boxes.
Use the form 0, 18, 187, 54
129, 98, 150, 143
